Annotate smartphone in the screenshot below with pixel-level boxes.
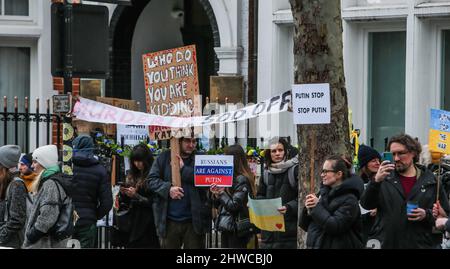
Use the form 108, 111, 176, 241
382, 152, 394, 163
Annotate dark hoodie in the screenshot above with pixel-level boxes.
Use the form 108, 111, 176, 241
72, 152, 112, 227
299, 175, 365, 249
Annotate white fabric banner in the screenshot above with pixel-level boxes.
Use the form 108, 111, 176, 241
72, 91, 292, 128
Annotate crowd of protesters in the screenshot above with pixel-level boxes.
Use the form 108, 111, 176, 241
0, 131, 449, 249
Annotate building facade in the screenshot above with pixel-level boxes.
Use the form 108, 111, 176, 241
3, 0, 450, 153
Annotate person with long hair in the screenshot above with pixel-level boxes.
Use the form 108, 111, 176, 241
0, 145, 27, 248
117, 144, 159, 248
210, 144, 257, 248
257, 137, 299, 249
299, 155, 365, 249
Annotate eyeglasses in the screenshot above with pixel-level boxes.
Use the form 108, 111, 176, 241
321, 169, 336, 175
392, 151, 409, 158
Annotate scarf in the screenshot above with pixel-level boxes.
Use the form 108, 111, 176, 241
268, 156, 299, 174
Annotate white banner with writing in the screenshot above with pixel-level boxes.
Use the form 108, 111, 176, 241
72, 91, 292, 127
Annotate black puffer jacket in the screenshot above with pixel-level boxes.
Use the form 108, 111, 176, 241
299, 175, 365, 249
72, 154, 113, 226
257, 165, 298, 249
360, 165, 450, 249
213, 175, 251, 231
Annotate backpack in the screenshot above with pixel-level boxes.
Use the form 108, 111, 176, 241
48, 174, 78, 241
263, 165, 298, 190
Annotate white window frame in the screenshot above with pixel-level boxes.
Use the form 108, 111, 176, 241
0, 38, 41, 149
0, 0, 36, 24
344, 20, 406, 145
433, 21, 450, 109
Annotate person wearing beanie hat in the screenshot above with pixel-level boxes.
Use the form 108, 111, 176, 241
23, 144, 69, 249
357, 145, 381, 247
19, 153, 37, 193
0, 145, 21, 170
72, 135, 95, 157
358, 145, 381, 184
71, 135, 112, 248
31, 145, 59, 170
0, 145, 28, 248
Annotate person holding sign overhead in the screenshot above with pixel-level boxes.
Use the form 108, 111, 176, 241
257, 138, 299, 249
210, 145, 257, 248
299, 155, 365, 249
360, 134, 450, 249
146, 137, 211, 249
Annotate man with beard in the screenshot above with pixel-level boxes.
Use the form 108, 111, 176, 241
18, 153, 37, 193
360, 134, 450, 249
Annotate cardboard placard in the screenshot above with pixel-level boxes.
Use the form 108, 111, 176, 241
95, 97, 139, 136
142, 45, 201, 140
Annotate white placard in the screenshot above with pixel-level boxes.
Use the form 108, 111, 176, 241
292, 83, 330, 125
116, 124, 149, 146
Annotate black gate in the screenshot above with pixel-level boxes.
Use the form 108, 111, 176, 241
1, 96, 66, 154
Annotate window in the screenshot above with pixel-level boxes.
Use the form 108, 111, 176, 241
0, 0, 29, 16
0, 47, 30, 149
443, 30, 450, 111
368, 31, 406, 151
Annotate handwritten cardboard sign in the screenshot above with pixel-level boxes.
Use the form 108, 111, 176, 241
142, 45, 201, 140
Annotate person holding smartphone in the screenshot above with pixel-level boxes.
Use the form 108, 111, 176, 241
360, 134, 450, 249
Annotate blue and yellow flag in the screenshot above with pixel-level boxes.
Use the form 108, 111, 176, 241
248, 196, 285, 232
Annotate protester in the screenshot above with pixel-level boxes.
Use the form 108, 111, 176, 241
360, 134, 450, 249
436, 217, 450, 233
116, 144, 159, 248
0, 145, 27, 248
147, 137, 211, 249
357, 145, 381, 246
71, 135, 112, 248
18, 153, 37, 193
257, 137, 298, 249
299, 155, 364, 249
210, 144, 257, 248
23, 145, 71, 248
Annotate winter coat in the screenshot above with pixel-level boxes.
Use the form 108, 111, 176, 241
72, 154, 112, 226
360, 165, 450, 249
0, 178, 28, 248
147, 151, 211, 238
23, 166, 70, 249
117, 173, 159, 248
299, 175, 365, 249
257, 165, 298, 249
212, 175, 252, 247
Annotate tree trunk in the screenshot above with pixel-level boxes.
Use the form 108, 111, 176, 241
289, 0, 352, 249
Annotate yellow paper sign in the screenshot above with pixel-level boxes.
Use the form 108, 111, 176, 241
428, 129, 450, 154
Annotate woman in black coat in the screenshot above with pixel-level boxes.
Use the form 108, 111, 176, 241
299, 155, 365, 249
117, 144, 159, 248
257, 138, 298, 249
210, 145, 257, 248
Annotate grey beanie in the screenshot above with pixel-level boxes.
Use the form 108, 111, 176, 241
0, 145, 21, 169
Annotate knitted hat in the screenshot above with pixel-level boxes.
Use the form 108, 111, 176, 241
19, 153, 33, 169
72, 135, 94, 155
358, 145, 381, 169
0, 145, 21, 169
32, 145, 58, 169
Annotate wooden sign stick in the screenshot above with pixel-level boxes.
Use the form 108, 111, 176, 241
310, 129, 316, 194
437, 156, 442, 203
171, 136, 182, 187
